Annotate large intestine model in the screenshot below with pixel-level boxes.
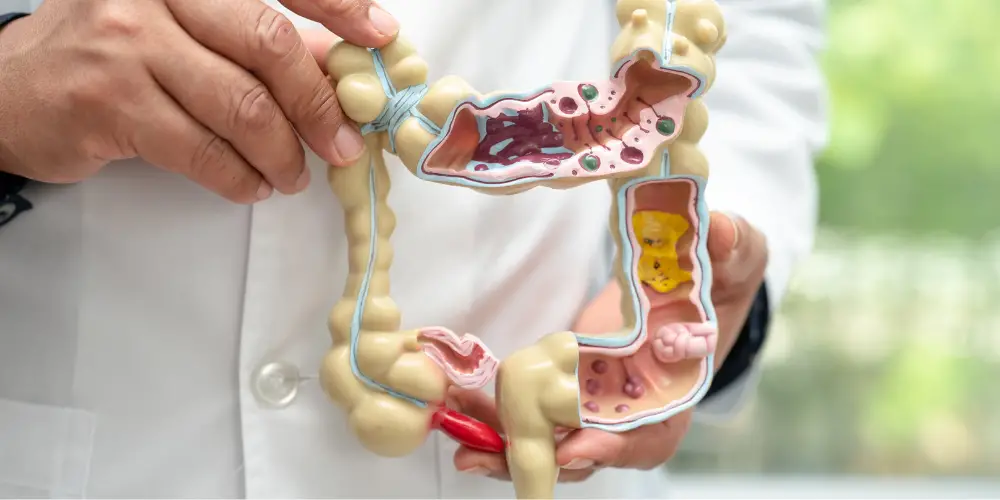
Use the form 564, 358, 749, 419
319, 0, 726, 498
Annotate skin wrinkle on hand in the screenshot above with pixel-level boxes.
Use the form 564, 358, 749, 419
318, 1, 727, 498
0, 0, 391, 202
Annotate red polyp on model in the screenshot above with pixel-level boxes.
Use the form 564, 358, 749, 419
431, 406, 506, 453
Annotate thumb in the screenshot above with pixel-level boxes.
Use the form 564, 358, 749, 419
555, 429, 630, 469
556, 413, 693, 470
279, 0, 399, 48
707, 211, 766, 286
706, 211, 741, 263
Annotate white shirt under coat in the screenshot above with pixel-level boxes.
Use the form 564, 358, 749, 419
0, 0, 827, 497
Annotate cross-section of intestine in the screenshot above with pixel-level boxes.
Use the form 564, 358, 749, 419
420, 58, 700, 185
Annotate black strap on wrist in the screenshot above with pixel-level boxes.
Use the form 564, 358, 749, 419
0, 12, 29, 28
0, 12, 33, 229
703, 282, 771, 401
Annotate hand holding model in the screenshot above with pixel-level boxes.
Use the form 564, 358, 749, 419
0, 0, 398, 203
451, 211, 768, 481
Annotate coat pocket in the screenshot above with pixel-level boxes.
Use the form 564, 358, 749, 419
0, 399, 96, 498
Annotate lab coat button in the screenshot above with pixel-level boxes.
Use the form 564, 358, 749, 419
251, 361, 301, 408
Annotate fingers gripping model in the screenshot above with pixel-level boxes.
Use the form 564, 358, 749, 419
319, 1, 726, 497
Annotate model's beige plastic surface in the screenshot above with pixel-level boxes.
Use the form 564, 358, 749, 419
319, 1, 725, 498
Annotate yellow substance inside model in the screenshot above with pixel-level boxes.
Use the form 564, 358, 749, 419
319, 1, 727, 498
634, 211, 692, 293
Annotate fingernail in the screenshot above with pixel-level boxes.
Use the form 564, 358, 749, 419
333, 125, 364, 163
460, 466, 491, 476
368, 5, 399, 37
256, 182, 273, 200
562, 458, 594, 470
294, 167, 311, 192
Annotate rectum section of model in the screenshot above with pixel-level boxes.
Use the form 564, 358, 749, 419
419, 56, 700, 185
578, 179, 715, 426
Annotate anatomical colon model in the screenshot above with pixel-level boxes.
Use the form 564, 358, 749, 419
319, 0, 726, 498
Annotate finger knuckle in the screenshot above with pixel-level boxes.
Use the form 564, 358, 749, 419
191, 135, 231, 175
304, 83, 344, 126
252, 8, 301, 61
221, 177, 261, 203
190, 137, 255, 201
89, 0, 143, 39
65, 71, 116, 109
222, 178, 261, 204
77, 129, 132, 164
233, 83, 280, 133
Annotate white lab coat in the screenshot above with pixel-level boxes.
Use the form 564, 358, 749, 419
0, 0, 827, 497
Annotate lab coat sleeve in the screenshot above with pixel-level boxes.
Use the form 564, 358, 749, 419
693, 0, 830, 420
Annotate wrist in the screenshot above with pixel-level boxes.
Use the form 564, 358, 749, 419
0, 13, 34, 225
703, 282, 770, 401
0, 13, 30, 177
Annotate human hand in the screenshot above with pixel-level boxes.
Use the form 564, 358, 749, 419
0, 0, 399, 203
451, 211, 768, 481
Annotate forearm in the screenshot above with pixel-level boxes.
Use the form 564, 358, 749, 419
0, 12, 34, 228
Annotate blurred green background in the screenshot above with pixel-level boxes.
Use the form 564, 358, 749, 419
817, 0, 1000, 238
672, 0, 1000, 477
